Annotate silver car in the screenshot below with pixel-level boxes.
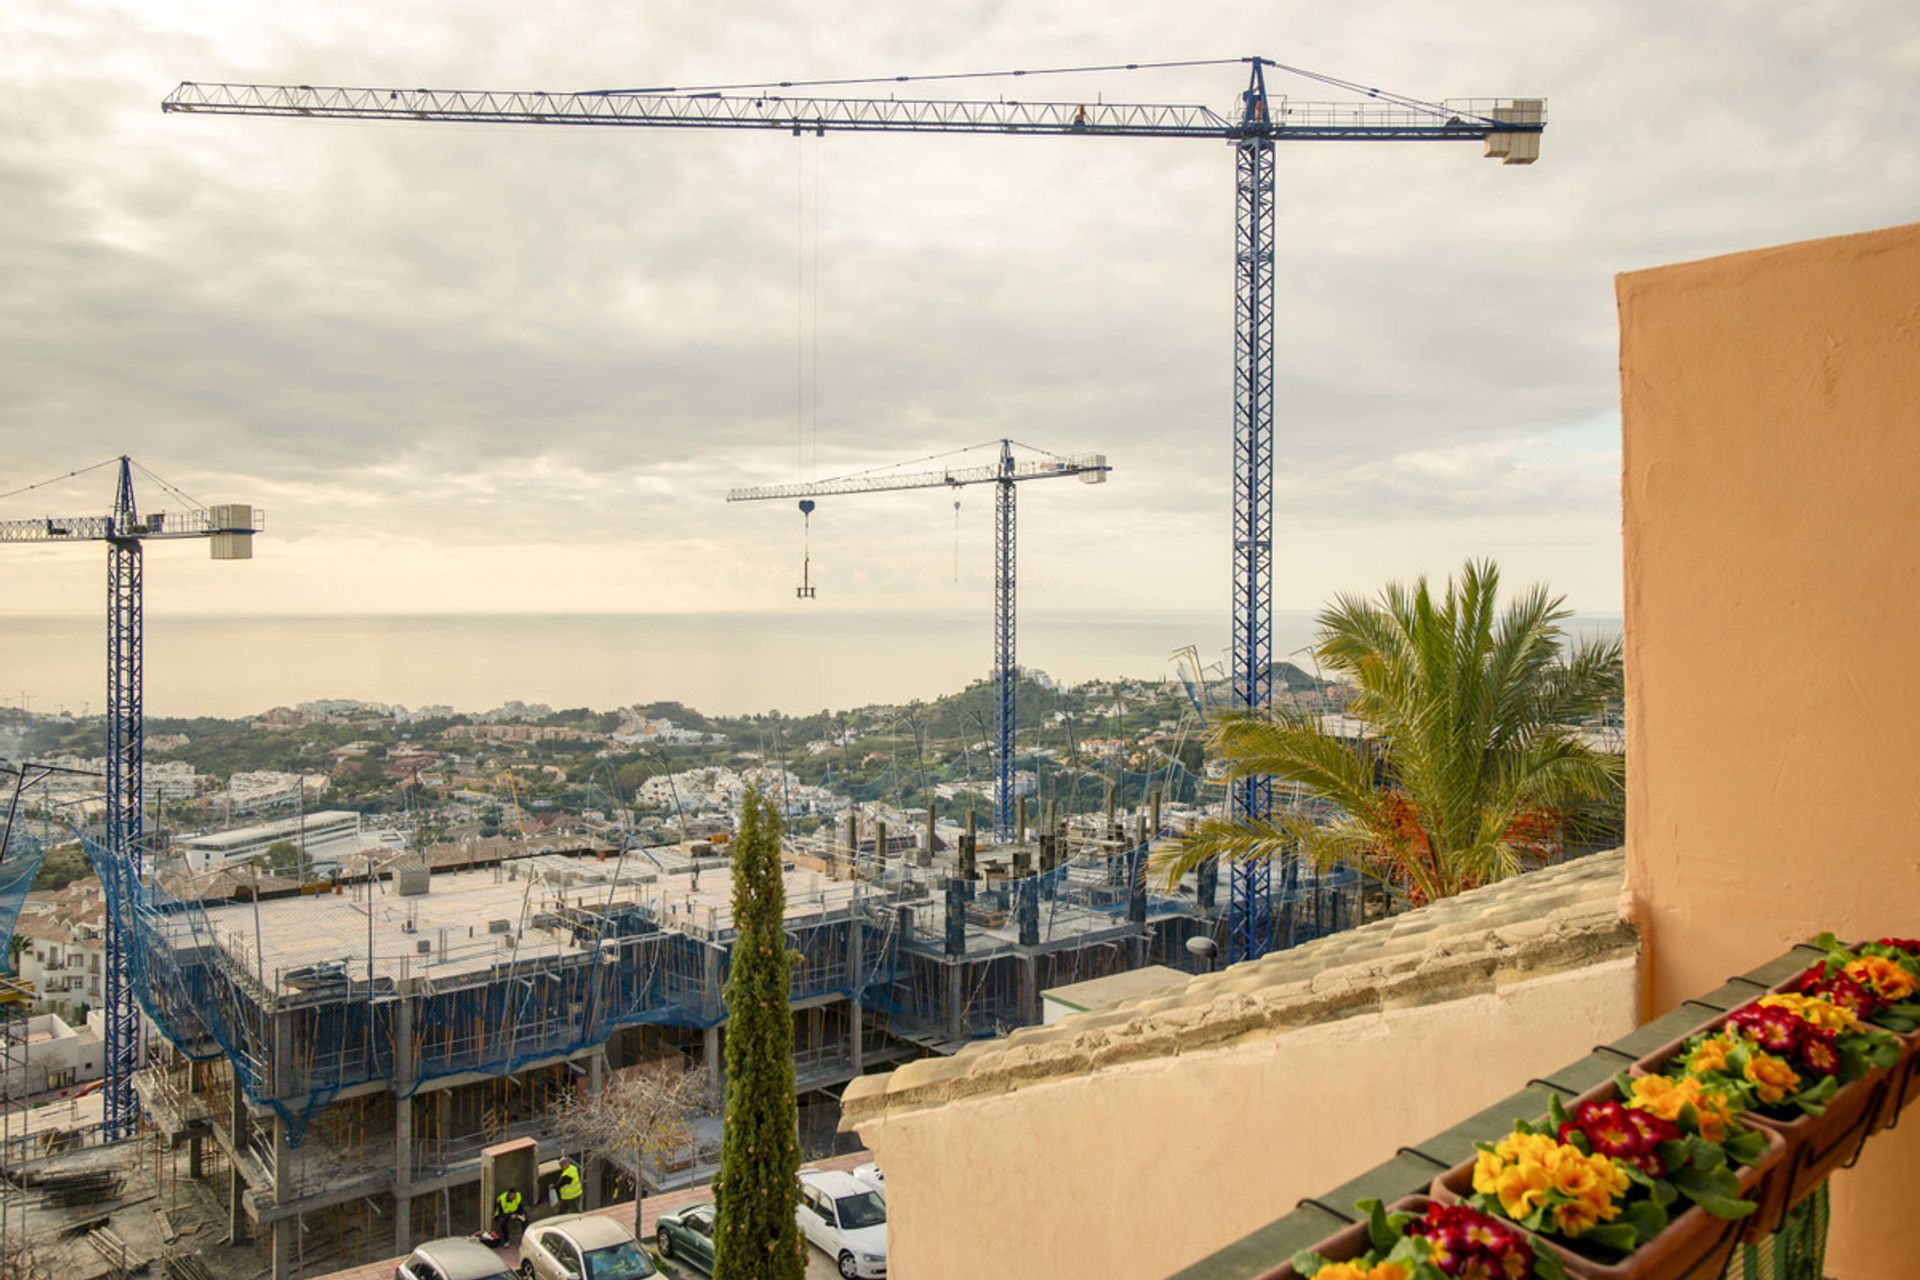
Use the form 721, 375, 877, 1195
395, 1237, 517, 1280
519, 1214, 656, 1280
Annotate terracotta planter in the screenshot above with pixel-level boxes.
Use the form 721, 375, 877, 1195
1254, 1196, 1431, 1280
1428, 1088, 1786, 1279
1765, 945, 1920, 1137
1630, 1007, 1892, 1220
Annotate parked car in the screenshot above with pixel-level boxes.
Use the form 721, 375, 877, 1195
519, 1214, 656, 1280
395, 1237, 516, 1280
796, 1170, 888, 1279
654, 1202, 716, 1275
850, 1163, 885, 1200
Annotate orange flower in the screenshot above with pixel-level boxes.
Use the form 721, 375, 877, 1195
1686, 1036, 1734, 1076
1759, 991, 1861, 1034
1845, 955, 1918, 1002
1744, 1051, 1801, 1105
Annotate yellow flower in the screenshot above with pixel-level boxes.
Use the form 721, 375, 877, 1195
1687, 1036, 1734, 1075
1744, 1051, 1801, 1105
1553, 1197, 1604, 1237
1314, 1264, 1407, 1280
1759, 992, 1861, 1033
1494, 1159, 1553, 1220
1688, 1084, 1735, 1144
1312, 1264, 1370, 1280
1473, 1149, 1506, 1197
1629, 1074, 1687, 1121
1846, 956, 1918, 1002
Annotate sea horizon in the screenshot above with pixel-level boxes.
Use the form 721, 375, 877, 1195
0, 608, 1624, 721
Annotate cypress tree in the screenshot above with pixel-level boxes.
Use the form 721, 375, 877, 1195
711, 788, 804, 1280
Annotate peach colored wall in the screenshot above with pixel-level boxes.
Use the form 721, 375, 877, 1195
1619, 220, 1920, 1280
856, 960, 1636, 1280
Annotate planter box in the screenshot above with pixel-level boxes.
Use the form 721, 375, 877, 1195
1254, 1196, 1431, 1280
1873, 1029, 1920, 1135
1630, 1009, 1891, 1221
1429, 1085, 1785, 1280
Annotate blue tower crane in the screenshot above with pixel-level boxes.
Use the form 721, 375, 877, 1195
728, 440, 1110, 841
162, 57, 1544, 961
0, 457, 261, 1139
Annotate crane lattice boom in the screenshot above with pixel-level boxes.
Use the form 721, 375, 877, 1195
727, 453, 1107, 502
163, 80, 1542, 146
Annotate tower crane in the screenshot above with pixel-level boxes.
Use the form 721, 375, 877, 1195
0, 457, 260, 1138
162, 56, 1545, 962
729, 440, 1108, 841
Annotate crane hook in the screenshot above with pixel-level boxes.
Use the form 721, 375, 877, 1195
796, 499, 817, 599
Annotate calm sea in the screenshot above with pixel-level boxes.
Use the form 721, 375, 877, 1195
0, 611, 1622, 720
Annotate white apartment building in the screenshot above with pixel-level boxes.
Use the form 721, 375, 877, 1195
174, 810, 369, 872
0, 1013, 105, 1100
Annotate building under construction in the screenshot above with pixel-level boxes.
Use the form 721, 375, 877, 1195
123, 803, 1367, 1279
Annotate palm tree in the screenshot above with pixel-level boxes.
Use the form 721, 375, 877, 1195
1154, 560, 1622, 904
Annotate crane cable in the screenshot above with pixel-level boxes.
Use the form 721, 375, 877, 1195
0, 458, 120, 504
582, 57, 1254, 98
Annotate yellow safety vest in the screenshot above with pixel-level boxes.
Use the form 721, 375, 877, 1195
558, 1164, 583, 1202
497, 1189, 522, 1215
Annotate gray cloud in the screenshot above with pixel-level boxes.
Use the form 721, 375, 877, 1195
3, 0, 1917, 617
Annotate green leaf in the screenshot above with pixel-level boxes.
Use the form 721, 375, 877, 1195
1364, 1198, 1396, 1255
1723, 1127, 1766, 1166
1583, 1222, 1642, 1253
1290, 1250, 1327, 1276
1548, 1093, 1572, 1129
1655, 1138, 1692, 1173
1533, 1246, 1569, 1280
1623, 1197, 1670, 1243
1687, 1136, 1727, 1173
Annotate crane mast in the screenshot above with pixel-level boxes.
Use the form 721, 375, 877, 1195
165, 57, 1543, 963
730, 440, 1109, 841
0, 457, 260, 1138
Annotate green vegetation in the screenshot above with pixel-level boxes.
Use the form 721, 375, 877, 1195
711, 789, 803, 1280
1157, 561, 1623, 903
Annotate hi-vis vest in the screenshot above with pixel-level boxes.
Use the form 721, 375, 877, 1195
497, 1189, 523, 1215
558, 1164, 583, 1202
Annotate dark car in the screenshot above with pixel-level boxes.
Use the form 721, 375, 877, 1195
654, 1202, 716, 1275
396, 1237, 517, 1280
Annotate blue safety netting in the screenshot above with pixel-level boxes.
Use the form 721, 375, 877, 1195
87, 835, 902, 1147
0, 831, 49, 976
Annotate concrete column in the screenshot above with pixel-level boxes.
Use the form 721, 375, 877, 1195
1015, 797, 1028, 846
1130, 815, 1150, 965
848, 909, 865, 1074
703, 1024, 721, 1092
393, 996, 416, 1255
945, 963, 964, 1043
187, 1060, 204, 1179
1150, 787, 1162, 839
1019, 954, 1039, 1025
873, 819, 887, 868
226, 1076, 248, 1244
845, 809, 859, 864
269, 1115, 293, 1280
585, 1051, 606, 1209
924, 804, 937, 867
393, 1093, 414, 1256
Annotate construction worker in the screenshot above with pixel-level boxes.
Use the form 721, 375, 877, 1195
490, 1185, 526, 1246
556, 1158, 584, 1208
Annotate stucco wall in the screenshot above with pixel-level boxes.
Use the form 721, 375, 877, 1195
1619, 220, 1920, 1280
856, 958, 1636, 1280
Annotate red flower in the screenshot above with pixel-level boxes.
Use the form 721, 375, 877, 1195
1797, 1027, 1840, 1077
1561, 1099, 1645, 1159
1803, 973, 1880, 1019
1624, 1107, 1680, 1154
1416, 1204, 1535, 1278
1729, 1003, 1803, 1053
1875, 937, 1920, 958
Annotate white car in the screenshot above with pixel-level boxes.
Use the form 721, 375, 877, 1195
850, 1162, 885, 1200
796, 1170, 888, 1279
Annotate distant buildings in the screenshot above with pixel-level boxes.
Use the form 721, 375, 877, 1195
173, 809, 380, 873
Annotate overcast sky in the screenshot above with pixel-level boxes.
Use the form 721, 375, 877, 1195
3, 1, 1915, 619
